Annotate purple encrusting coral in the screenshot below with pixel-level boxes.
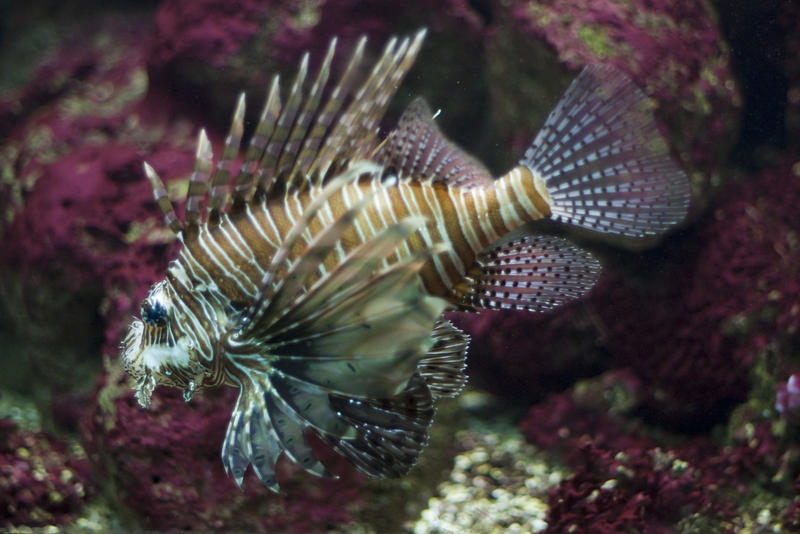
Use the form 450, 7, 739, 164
519, 372, 781, 531
0, 18, 196, 355
151, 0, 273, 68
448, 305, 607, 405
591, 153, 800, 428
0, 418, 91, 527
84, 379, 365, 531
503, 0, 739, 202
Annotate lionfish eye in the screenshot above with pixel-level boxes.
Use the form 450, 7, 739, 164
141, 299, 168, 328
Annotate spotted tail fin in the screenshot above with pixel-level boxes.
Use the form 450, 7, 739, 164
523, 65, 691, 239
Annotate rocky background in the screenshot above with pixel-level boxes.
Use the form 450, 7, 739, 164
1, 0, 798, 532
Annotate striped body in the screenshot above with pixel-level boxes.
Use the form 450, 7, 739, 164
181, 167, 549, 306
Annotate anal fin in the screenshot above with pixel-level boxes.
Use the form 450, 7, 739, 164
469, 235, 601, 312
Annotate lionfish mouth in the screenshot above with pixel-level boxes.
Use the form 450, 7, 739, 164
121, 319, 144, 378
120, 319, 158, 408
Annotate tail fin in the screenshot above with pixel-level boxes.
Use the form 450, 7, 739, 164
522, 65, 690, 239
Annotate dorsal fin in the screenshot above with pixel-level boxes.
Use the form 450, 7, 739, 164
208, 93, 246, 225
375, 97, 493, 188
256, 30, 426, 194
143, 31, 427, 240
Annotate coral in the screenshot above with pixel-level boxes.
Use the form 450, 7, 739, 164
83, 373, 367, 531
0, 19, 198, 356
591, 154, 800, 429
0, 418, 91, 527
412, 429, 563, 534
495, 0, 739, 204
519, 372, 784, 532
151, 0, 274, 68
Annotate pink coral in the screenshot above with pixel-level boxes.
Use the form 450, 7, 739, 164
0, 22, 200, 355
520, 377, 779, 531
0, 419, 91, 527
506, 0, 739, 197
592, 154, 800, 428
83, 381, 366, 531
450, 306, 607, 403
151, 0, 274, 67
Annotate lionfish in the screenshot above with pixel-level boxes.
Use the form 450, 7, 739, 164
121, 30, 689, 491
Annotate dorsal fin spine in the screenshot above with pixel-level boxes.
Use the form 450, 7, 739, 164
143, 162, 183, 235
185, 129, 214, 233
275, 53, 312, 174
293, 38, 338, 183
208, 92, 246, 222
281, 40, 337, 190
303, 36, 366, 181
261, 53, 308, 185
251, 76, 283, 199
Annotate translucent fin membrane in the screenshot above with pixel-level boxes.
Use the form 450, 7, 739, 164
376, 97, 493, 188
323, 373, 434, 478
473, 235, 601, 312
417, 319, 469, 400
522, 65, 691, 238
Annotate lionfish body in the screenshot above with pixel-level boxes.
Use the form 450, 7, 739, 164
122, 30, 690, 490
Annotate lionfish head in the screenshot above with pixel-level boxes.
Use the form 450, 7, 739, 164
121, 279, 207, 408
